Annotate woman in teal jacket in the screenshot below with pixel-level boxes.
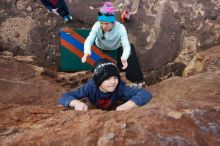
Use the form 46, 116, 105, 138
82, 2, 144, 86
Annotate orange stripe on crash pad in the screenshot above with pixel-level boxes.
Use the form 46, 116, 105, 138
91, 46, 117, 64
63, 29, 117, 64
61, 39, 95, 66
70, 31, 86, 44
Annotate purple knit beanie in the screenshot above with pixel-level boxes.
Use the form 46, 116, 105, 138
98, 2, 116, 23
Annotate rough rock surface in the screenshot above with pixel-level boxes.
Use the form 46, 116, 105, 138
0, 53, 65, 106
1, 1, 220, 146
0, 0, 220, 72
0, 68, 219, 145
0, 50, 220, 145
183, 45, 220, 77
0, 51, 93, 106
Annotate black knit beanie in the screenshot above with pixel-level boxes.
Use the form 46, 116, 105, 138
93, 59, 120, 87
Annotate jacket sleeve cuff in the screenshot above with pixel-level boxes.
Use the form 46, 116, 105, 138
59, 95, 76, 108
130, 98, 142, 106
130, 91, 152, 106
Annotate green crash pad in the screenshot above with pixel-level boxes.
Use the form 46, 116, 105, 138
60, 28, 118, 71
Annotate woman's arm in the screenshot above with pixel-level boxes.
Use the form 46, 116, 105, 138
119, 24, 131, 61
83, 22, 100, 55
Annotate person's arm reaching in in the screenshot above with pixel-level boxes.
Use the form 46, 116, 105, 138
116, 83, 152, 111
116, 100, 137, 111
82, 22, 99, 63
59, 82, 92, 111
69, 100, 88, 111
119, 25, 131, 70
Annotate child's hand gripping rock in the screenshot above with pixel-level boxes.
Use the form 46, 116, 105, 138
116, 100, 137, 111
69, 100, 88, 111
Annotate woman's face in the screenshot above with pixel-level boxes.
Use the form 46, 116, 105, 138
100, 21, 114, 32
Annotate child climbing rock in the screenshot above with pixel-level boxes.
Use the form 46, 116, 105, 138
59, 59, 152, 111
41, 0, 73, 22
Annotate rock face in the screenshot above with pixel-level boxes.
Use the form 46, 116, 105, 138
0, 1, 220, 146
0, 53, 66, 106
0, 50, 220, 145
0, 65, 219, 145
0, 0, 220, 72
0, 51, 93, 106
183, 45, 220, 77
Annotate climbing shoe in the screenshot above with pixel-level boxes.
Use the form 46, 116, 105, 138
64, 16, 68, 21
129, 82, 146, 88
68, 15, 73, 20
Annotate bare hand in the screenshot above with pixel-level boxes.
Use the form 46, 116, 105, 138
116, 100, 137, 111
52, 8, 59, 15
74, 102, 88, 111
81, 53, 90, 63
69, 100, 88, 111
121, 58, 128, 70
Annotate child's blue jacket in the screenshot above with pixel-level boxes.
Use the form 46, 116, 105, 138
59, 79, 152, 110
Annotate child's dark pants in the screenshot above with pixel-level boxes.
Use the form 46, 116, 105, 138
117, 44, 143, 83
57, 3, 69, 17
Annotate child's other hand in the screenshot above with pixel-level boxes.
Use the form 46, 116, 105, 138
116, 100, 137, 111
121, 58, 128, 70
69, 100, 88, 111
81, 53, 90, 63
75, 102, 88, 111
